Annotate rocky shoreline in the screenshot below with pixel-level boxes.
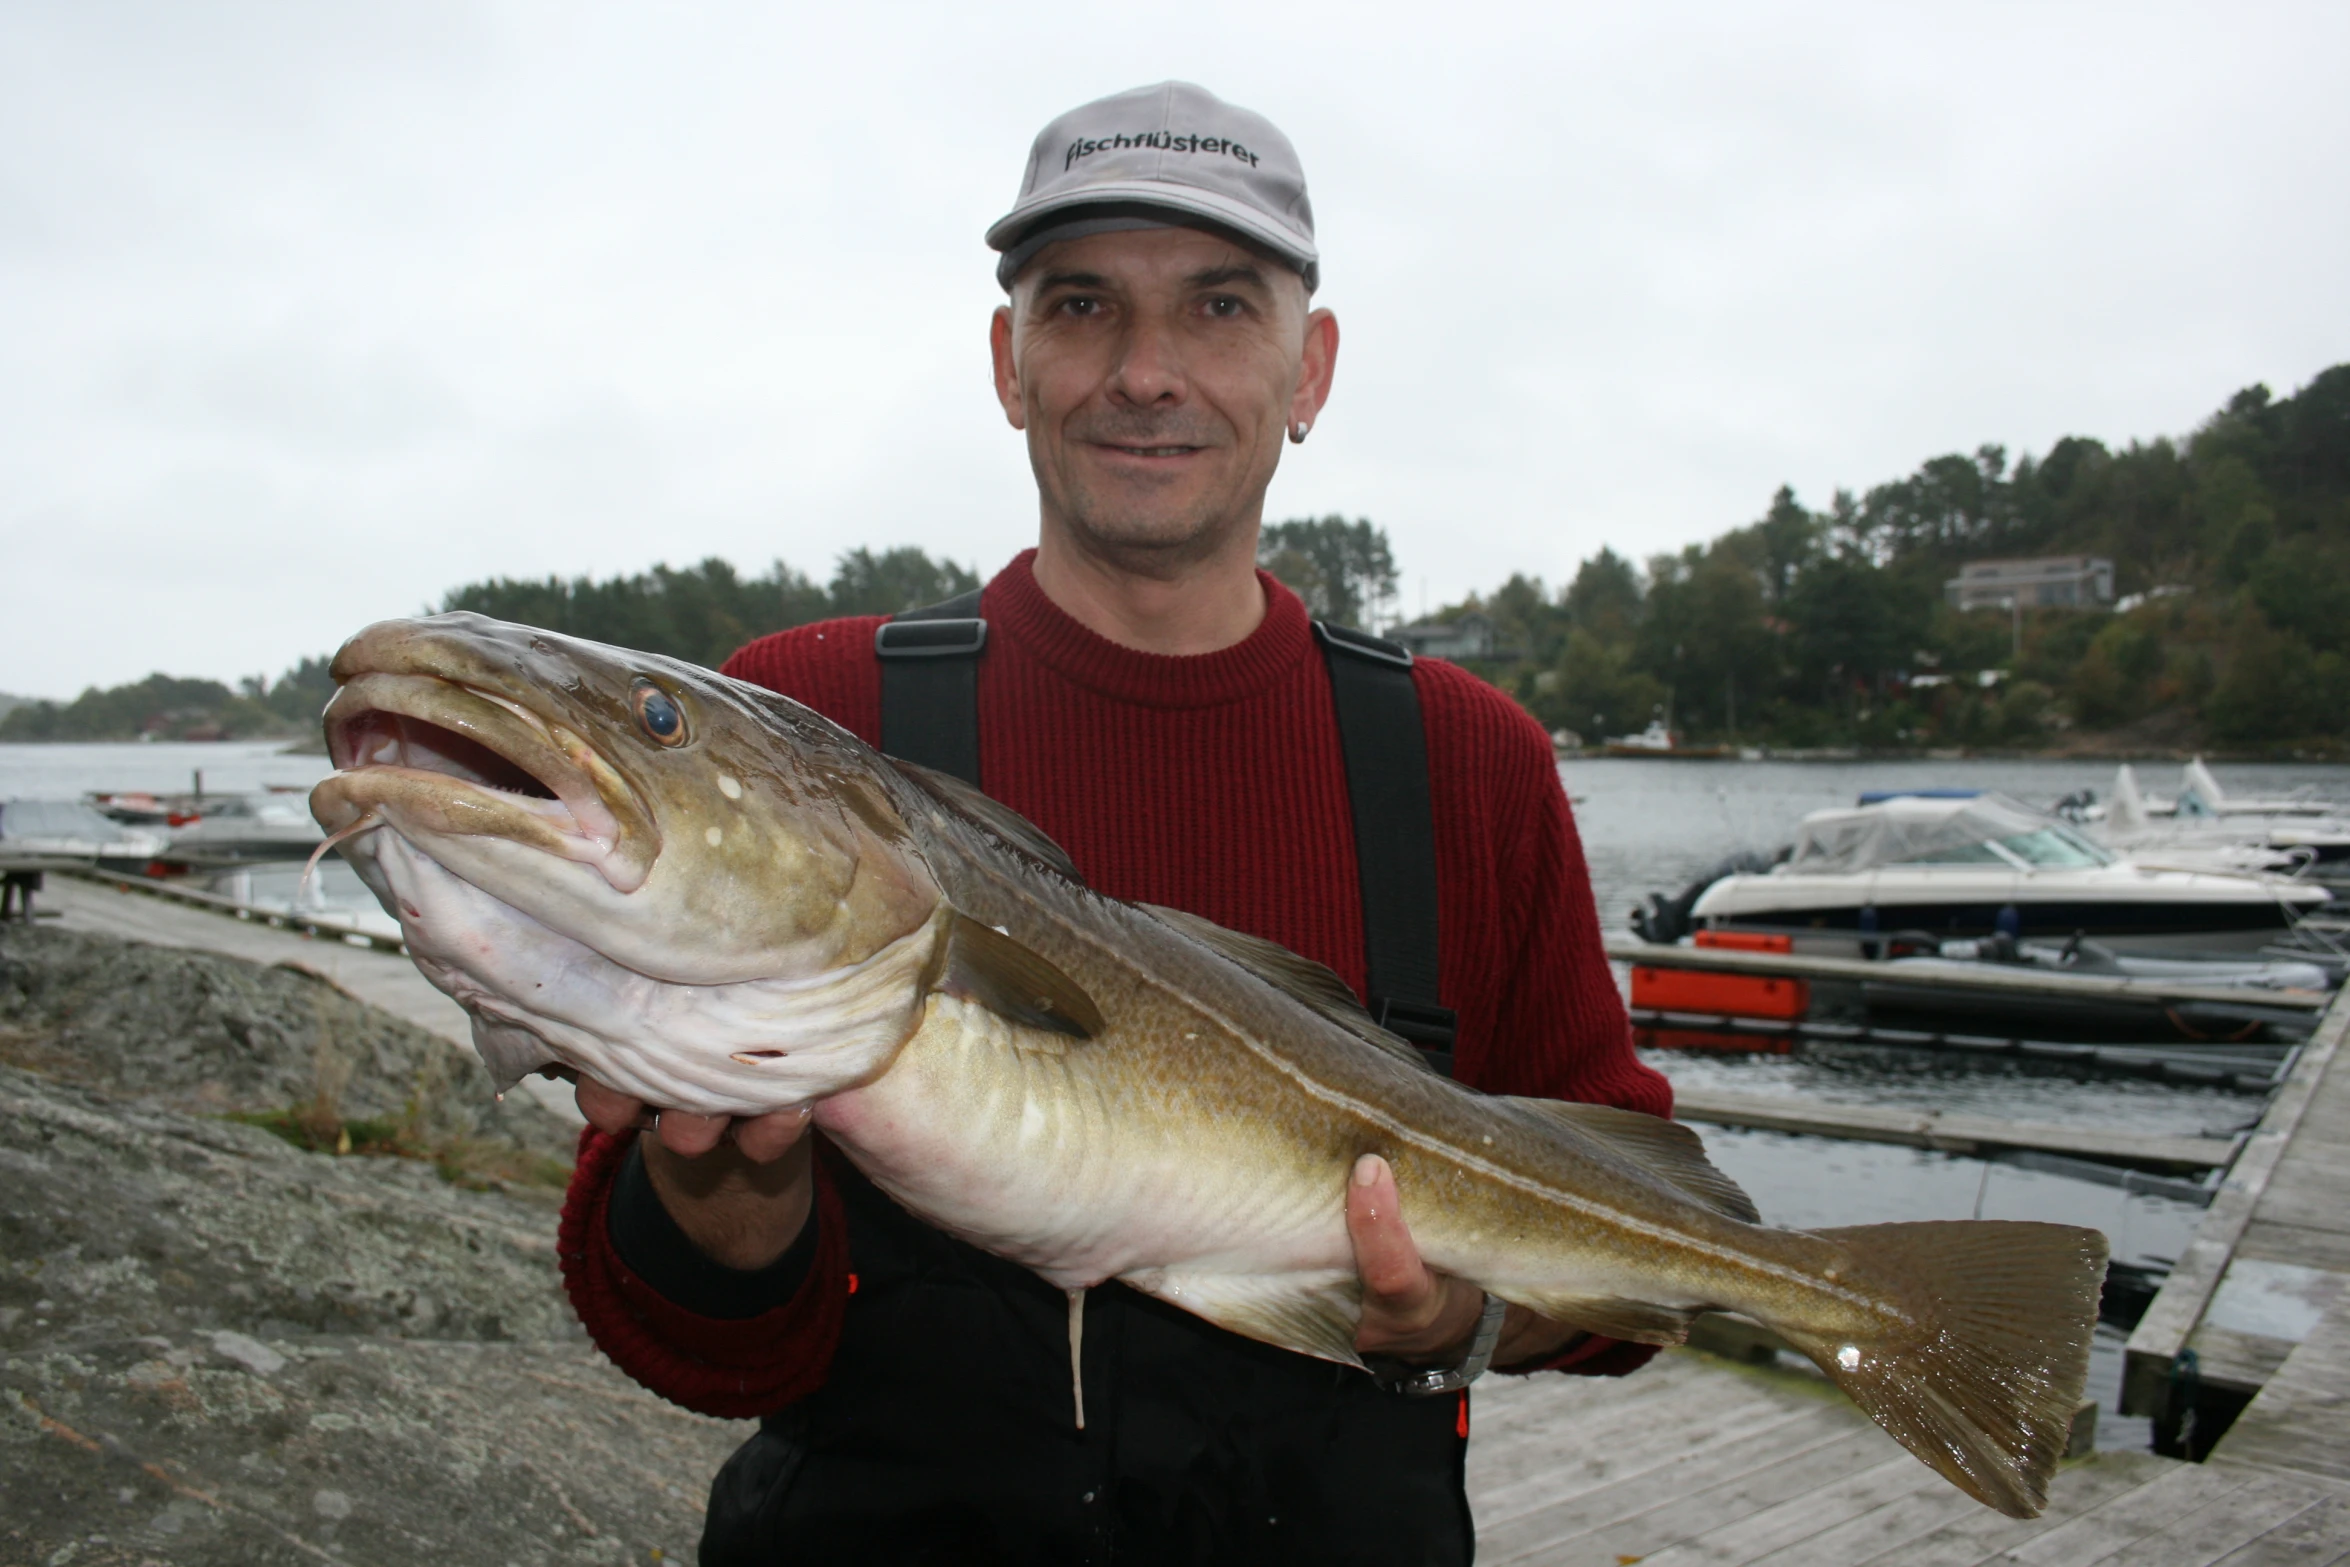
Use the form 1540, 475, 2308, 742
0, 926, 746, 1565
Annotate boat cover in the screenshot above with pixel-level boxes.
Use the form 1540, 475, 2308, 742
1785, 793, 2109, 873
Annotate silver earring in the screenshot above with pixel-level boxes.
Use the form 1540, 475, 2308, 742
1288, 420, 1310, 445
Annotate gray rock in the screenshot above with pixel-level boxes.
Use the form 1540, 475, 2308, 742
0, 925, 751, 1565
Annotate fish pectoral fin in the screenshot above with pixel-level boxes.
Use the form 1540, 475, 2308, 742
1497, 1291, 1703, 1348
1123, 1268, 1364, 1367
935, 911, 1104, 1040
1501, 1097, 1762, 1224
468, 1013, 557, 1093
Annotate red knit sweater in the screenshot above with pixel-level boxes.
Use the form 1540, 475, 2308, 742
557, 552, 1669, 1415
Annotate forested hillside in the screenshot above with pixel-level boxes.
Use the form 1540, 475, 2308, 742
10, 364, 2343, 752
1425, 364, 2350, 753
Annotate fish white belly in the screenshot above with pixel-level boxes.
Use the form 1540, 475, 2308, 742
819, 995, 1352, 1307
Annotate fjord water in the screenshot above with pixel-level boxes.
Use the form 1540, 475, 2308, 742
9, 742, 2344, 1444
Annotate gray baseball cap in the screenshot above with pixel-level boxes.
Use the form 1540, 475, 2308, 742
987, 82, 1318, 292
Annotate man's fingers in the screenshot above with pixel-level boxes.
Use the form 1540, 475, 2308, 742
574, 1075, 808, 1163
575, 1076, 649, 1136
1346, 1154, 1430, 1305
655, 1109, 732, 1158
731, 1106, 814, 1164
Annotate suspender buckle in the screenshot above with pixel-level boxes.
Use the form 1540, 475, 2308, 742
875, 619, 988, 659
1312, 620, 1414, 669
1373, 997, 1458, 1050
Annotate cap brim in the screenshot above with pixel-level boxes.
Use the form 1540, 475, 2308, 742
987, 180, 1317, 277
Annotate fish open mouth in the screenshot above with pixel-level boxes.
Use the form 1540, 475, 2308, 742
315, 673, 653, 890
333, 709, 563, 803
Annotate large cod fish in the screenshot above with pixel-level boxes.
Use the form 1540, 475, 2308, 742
311, 613, 2104, 1519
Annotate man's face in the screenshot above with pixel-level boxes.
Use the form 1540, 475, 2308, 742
991, 225, 1335, 576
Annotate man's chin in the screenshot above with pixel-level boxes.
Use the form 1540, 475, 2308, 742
1057, 507, 1240, 577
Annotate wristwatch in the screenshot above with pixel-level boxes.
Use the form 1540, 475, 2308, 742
1375, 1293, 1511, 1397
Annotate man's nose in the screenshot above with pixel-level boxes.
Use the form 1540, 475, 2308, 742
1106, 313, 1186, 406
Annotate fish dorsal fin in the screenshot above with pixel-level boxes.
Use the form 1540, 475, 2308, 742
1503, 1097, 1760, 1224
1142, 903, 1432, 1074
936, 910, 1104, 1040
890, 759, 1084, 884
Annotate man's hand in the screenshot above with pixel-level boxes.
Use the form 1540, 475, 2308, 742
1346, 1154, 1586, 1369
575, 1075, 816, 1272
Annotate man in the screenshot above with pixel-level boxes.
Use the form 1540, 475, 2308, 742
557, 82, 1669, 1564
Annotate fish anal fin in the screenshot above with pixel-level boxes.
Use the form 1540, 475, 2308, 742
1123, 1267, 1364, 1367
1142, 903, 1430, 1074
1505, 1097, 1761, 1224
936, 912, 1104, 1040
1780, 1220, 2108, 1519
1497, 1291, 1702, 1348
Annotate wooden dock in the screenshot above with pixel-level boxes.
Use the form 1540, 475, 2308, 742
2125, 973, 2350, 1439
1670, 1088, 2240, 1175
1468, 1323, 2350, 1564
1466, 982, 2350, 1562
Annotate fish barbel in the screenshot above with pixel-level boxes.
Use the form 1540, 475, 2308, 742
310, 613, 2106, 1519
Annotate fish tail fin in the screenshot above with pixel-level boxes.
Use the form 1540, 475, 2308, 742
1782, 1221, 2107, 1519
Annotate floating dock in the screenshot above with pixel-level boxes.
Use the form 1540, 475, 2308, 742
2124, 979, 2350, 1450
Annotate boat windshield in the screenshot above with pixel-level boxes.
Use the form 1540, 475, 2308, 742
1989, 826, 2110, 868
1785, 794, 2115, 873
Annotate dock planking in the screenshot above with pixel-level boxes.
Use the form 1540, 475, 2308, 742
2127, 986, 2350, 1420
1473, 979, 2350, 1563
1469, 1348, 2350, 1564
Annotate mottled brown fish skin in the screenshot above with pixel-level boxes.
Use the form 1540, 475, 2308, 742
312, 613, 2108, 1520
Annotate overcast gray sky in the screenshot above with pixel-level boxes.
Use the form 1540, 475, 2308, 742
4, 1, 2345, 698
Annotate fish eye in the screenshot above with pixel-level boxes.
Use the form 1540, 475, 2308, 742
632, 684, 688, 747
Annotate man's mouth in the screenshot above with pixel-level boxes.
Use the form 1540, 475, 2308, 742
1100, 443, 1202, 459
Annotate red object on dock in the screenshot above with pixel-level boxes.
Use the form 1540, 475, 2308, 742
1629, 966, 1810, 1020
1692, 929, 1793, 954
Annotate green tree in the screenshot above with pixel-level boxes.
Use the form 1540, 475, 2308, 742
1258, 517, 1397, 626
826, 548, 981, 619
1562, 549, 1643, 643
1542, 630, 1669, 740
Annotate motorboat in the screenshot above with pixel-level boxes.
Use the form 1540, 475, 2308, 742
2083, 764, 2350, 878
158, 790, 326, 868
1867, 932, 2335, 1043
1642, 792, 2331, 958
2096, 758, 2344, 821
1601, 717, 1734, 760
0, 798, 172, 873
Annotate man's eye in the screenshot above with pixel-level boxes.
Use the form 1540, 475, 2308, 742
1204, 296, 1244, 317
1059, 296, 1101, 317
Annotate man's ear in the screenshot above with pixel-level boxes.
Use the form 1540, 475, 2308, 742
1290, 307, 1339, 434
990, 306, 1026, 431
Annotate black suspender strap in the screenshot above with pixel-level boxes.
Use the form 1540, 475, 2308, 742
871, 598, 1457, 1077
1313, 622, 1460, 1076
874, 588, 987, 787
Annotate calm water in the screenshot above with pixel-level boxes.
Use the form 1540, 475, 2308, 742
11, 743, 2342, 1446
0, 739, 331, 800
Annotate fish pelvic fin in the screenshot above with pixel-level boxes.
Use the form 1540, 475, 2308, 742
934, 911, 1104, 1040
1786, 1220, 2108, 1519
1122, 1268, 1365, 1367
1500, 1098, 1760, 1224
